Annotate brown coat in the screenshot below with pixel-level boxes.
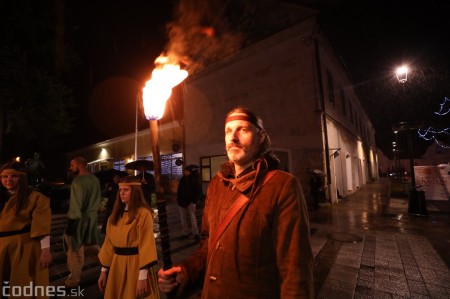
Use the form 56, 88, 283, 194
180, 158, 314, 299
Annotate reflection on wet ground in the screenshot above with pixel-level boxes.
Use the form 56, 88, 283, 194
310, 179, 449, 248
309, 178, 450, 298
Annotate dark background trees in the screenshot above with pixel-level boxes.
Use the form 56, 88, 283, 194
0, 0, 77, 170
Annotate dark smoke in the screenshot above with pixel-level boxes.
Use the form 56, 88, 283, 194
165, 0, 252, 73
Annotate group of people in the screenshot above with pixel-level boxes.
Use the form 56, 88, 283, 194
0, 107, 314, 299
0, 156, 160, 298
65, 157, 161, 298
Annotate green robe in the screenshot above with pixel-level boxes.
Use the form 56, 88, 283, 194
67, 174, 101, 250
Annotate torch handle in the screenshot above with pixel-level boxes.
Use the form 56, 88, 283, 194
149, 120, 173, 268
156, 197, 177, 299
149, 120, 176, 298
156, 196, 173, 269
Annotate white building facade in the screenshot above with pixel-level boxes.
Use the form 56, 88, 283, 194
67, 10, 378, 205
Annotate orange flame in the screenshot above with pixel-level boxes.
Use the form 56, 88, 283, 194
142, 55, 188, 120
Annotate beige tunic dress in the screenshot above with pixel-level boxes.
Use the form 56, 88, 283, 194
99, 207, 159, 299
0, 191, 51, 299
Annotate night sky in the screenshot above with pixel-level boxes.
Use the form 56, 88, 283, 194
65, 0, 174, 150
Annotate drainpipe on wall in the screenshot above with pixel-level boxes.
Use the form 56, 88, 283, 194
314, 36, 332, 198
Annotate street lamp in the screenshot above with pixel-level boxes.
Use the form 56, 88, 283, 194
396, 65, 409, 83
142, 55, 188, 271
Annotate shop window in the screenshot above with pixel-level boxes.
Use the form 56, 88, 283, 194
113, 152, 183, 180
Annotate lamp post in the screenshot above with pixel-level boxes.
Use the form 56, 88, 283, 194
406, 125, 416, 189
394, 65, 415, 187
142, 55, 188, 271
393, 65, 427, 215
392, 121, 425, 215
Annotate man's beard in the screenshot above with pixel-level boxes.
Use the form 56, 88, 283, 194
226, 143, 247, 163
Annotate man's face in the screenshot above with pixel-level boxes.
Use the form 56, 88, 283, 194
225, 114, 261, 168
69, 160, 80, 176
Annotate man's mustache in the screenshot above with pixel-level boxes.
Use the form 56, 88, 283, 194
226, 143, 243, 150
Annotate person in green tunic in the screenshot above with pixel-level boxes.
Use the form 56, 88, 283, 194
64, 157, 102, 288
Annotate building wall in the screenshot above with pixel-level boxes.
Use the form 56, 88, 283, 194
183, 18, 378, 204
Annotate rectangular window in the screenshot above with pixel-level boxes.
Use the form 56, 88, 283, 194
126, 153, 183, 180
161, 153, 183, 179
200, 155, 228, 182
113, 160, 126, 171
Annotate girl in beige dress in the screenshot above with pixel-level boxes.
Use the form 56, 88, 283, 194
98, 176, 159, 299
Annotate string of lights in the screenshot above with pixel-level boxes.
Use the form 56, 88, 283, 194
417, 96, 450, 148
434, 96, 450, 116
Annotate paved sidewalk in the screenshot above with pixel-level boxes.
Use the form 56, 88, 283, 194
309, 179, 450, 299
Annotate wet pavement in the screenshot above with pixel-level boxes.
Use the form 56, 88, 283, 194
48, 178, 450, 298
309, 178, 450, 299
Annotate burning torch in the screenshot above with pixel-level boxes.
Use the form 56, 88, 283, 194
142, 55, 188, 271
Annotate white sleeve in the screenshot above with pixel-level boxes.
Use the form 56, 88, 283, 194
138, 268, 148, 280
40, 235, 50, 249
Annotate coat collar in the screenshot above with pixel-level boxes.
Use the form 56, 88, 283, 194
217, 152, 279, 194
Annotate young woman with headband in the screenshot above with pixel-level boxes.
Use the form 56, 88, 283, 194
98, 176, 160, 298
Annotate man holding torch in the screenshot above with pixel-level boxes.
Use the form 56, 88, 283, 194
158, 107, 314, 298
